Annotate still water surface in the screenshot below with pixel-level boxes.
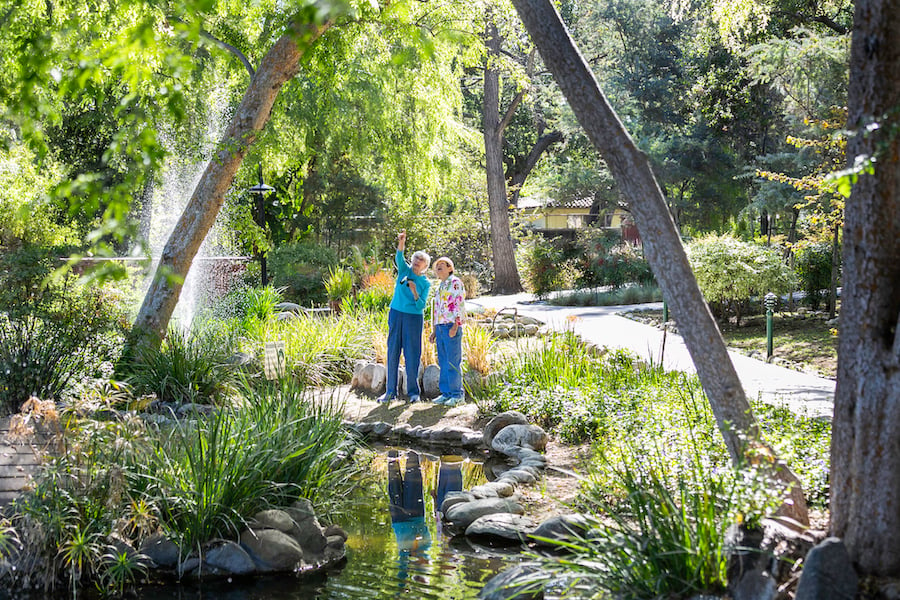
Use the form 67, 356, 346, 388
130, 449, 520, 600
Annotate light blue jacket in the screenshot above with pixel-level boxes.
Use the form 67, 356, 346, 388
390, 250, 431, 315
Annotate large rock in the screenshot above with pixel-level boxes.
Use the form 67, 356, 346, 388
444, 498, 525, 530
422, 364, 441, 398
139, 533, 181, 568
482, 411, 529, 447
440, 491, 475, 514
479, 563, 544, 600
529, 514, 592, 547
240, 528, 304, 571
251, 509, 295, 533
491, 424, 549, 454
350, 362, 387, 395
274, 302, 302, 313
204, 541, 256, 575
466, 514, 537, 543
291, 512, 328, 558
794, 538, 857, 600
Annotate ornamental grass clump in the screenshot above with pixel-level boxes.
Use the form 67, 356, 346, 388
265, 311, 375, 386
123, 325, 239, 406
126, 380, 357, 551
532, 441, 783, 599
3, 380, 360, 594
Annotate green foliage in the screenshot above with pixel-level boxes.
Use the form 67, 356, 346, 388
240, 311, 377, 386
126, 381, 358, 552
794, 242, 835, 310
123, 326, 239, 406
516, 233, 567, 299
533, 442, 783, 598
268, 240, 338, 305
0, 316, 89, 415
324, 266, 354, 301
574, 226, 654, 289
242, 285, 285, 323
6, 379, 361, 593
687, 234, 795, 324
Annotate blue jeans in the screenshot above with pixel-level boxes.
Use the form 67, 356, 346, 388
435, 323, 463, 398
386, 308, 423, 397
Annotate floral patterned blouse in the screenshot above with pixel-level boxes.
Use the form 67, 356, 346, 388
433, 275, 466, 326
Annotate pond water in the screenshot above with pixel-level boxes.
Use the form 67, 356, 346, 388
128, 448, 521, 600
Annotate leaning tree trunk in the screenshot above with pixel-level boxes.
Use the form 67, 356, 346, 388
831, 0, 900, 575
125, 20, 330, 354
510, 0, 808, 524
484, 19, 524, 295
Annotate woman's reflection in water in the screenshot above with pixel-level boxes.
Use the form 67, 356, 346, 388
387, 450, 431, 587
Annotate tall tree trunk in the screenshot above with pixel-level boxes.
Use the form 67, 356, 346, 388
125, 19, 330, 353
831, 0, 900, 575
510, 0, 808, 523
484, 19, 523, 294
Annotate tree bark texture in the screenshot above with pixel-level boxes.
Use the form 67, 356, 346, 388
510, 0, 808, 523
831, 0, 900, 575
484, 19, 524, 295
128, 20, 330, 349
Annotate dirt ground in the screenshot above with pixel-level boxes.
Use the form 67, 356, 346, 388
333, 385, 591, 523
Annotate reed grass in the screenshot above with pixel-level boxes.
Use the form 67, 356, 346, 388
532, 438, 782, 599
463, 323, 495, 375
123, 325, 239, 405
127, 381, 357, 551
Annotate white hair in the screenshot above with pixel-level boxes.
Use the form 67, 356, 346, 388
411, 250, 431, 265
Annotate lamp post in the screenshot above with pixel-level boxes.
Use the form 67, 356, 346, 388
247, 164, 274, 286
764, 292, 778, 361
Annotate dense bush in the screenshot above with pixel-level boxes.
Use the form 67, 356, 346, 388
516, 233, 567, 299
794, 242, 836, 310
687, 234, 795, 324
574, 226, 654, 289
268, 240, 338, 305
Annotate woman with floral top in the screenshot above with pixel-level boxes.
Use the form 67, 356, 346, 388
428, 257, 466, 406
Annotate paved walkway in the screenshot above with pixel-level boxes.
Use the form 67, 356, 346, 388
470, 293, 836, 419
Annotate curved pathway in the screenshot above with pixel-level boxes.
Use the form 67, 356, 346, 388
471, 293, 835, 419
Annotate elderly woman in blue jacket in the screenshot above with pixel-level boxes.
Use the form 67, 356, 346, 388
378, 231, 431, 403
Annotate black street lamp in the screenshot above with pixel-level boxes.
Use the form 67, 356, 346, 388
247, 164, 274, 286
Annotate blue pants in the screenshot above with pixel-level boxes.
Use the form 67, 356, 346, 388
386, 308, 423, 397
435, 323, 463, 398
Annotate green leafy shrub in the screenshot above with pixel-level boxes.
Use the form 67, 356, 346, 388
574, 226, 654, 289
6, 381, 361, 594
268, 240, 338, 305
794, 242, 836, 310
687, 234, 795, 324
0, 316, 88, 414
517, 233, 566, 299
324, 266, 354, 302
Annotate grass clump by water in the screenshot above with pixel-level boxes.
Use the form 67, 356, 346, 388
532, 440, 784, 599
2, 379, 361, 595
122, 324, 240, 406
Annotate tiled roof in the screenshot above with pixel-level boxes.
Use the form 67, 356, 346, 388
518, 196, 594, 209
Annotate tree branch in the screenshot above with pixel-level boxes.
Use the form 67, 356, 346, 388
169, 16, 256, 78
497, 90, 524, 136
197, 29, 256, 78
